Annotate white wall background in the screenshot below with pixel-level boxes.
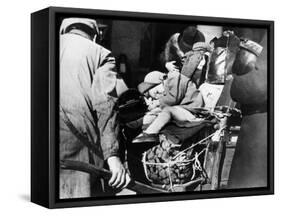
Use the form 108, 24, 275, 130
0, 0, 279, 214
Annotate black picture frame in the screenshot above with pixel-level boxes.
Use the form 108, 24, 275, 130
31, 6, 274, 208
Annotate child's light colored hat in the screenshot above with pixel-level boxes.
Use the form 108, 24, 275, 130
138, 71, 167, 94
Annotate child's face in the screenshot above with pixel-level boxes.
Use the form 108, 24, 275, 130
148, 83, 165, 99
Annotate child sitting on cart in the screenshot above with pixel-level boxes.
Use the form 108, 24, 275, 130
133, 43, 210, 143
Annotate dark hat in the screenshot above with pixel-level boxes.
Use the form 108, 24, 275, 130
138, 71, 167, 94
178, 26, 205, 53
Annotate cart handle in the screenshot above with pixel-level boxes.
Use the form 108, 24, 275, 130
60, 160, 168, 194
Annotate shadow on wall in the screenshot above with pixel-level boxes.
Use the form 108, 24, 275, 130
110, 21, 188, 87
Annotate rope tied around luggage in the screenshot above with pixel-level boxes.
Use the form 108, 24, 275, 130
142, 127, 225, 191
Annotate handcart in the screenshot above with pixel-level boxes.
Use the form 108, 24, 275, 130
61, 85, 241, 194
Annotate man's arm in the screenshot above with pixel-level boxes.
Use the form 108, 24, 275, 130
92, 46, 130, 188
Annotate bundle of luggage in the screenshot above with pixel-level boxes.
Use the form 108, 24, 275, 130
142, 134, 195, 186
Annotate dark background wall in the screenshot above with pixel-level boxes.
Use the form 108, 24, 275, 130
110, 21, 188, 87
106, 21, 267, 88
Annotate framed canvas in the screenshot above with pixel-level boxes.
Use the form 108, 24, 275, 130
31, 6, 274, 208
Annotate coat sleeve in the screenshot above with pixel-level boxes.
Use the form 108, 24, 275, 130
163, 33, 184, 68
91, 46, 119, 160
95, 97, 119, 160
230, 68, 267, 105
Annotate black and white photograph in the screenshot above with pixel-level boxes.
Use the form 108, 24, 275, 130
58, 13, 271, 200
1, 0, 281, 214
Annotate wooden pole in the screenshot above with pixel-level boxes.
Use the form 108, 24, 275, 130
60, 160, 168, 194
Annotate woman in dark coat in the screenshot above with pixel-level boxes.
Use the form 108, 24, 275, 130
228, 30, 268, 188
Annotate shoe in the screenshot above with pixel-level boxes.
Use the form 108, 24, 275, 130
132, 132, 159, 143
